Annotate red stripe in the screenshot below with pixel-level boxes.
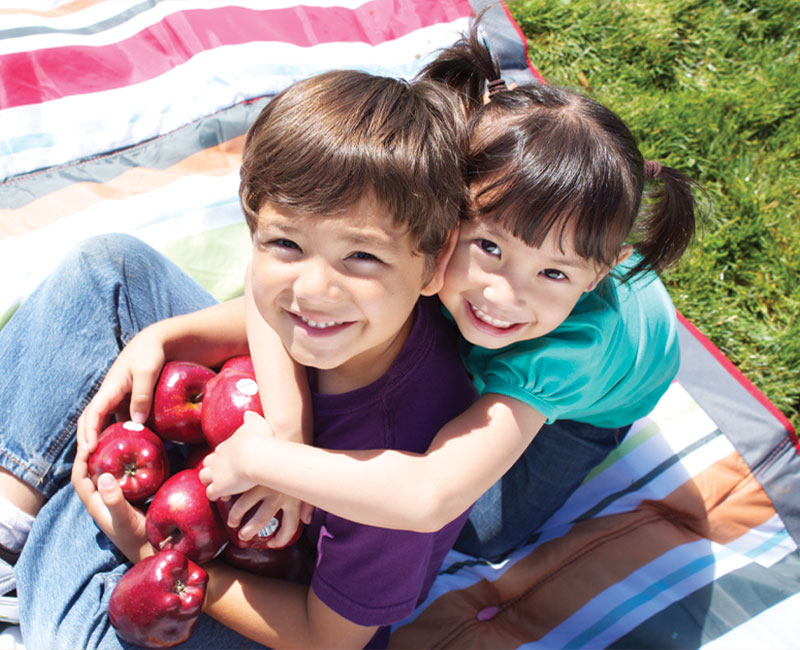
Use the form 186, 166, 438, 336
676, 311, 797, 446
0, 0, 473, 109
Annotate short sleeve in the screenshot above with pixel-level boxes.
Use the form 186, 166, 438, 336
310, 512, 437, 627
460, 264, 680, 428
478, 311, 627, 423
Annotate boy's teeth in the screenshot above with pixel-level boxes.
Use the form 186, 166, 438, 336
299, 315, 342, 329
472, 305, 513, 328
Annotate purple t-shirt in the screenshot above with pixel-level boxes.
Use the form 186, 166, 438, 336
306, 296, 477, 641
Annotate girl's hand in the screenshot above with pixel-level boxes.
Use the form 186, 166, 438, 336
71, 434, 152, 563
221, 485, 313, 549
198, 410, 268, 500
77, 324, 167, 453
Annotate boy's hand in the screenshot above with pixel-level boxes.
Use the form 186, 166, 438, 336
77, 325, 166, 452
72, 434, 153, 563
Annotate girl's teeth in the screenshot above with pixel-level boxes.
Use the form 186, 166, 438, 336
300, 315, 341, 329
472, 305, 513, 328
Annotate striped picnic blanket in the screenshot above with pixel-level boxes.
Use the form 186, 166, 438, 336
2, 1, 799, 648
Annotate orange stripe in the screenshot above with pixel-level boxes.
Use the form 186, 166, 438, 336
390, 450, 778, 648
0, 136, 244, 239
0, 0, 103, 17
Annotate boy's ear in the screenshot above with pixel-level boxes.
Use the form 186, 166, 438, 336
421, 227, 459, 297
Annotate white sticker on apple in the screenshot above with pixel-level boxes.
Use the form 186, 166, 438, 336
257, 517, 280, 538
236, 378, 259, 396
123, 421, 145, 431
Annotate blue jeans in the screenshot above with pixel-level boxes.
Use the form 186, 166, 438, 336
0, 234, 266, 648
455, 418, 631, 561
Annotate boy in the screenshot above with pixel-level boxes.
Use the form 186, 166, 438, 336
0, 69, 475, 648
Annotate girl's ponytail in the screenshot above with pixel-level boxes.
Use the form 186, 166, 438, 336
417, 14, 501, 116
631, 164, 698, 276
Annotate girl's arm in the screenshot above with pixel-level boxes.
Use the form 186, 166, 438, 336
244, 263, 312, 445
206, 393, 546, 532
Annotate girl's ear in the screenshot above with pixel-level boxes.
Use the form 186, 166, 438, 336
585, 244, 635, 292
615, 244, 634, 266
421, 227, 459, 296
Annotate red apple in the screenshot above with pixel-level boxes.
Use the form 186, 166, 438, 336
145, 468, 228, 564
216, 496, 303, 550
152, 361, 216, 444
109, 549, 207, 648
220, 536, 314, 584
87, 421, 169, 503
200, 369, 263, 448
220, 355, 255, 376
181, 444, 212, 471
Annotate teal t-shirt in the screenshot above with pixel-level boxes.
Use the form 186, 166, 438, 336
455, 257, 680, 428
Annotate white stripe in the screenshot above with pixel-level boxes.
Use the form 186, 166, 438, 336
0, 20, 468, 179
0, 0, 380, 51
0, 171, 242, 311
700, 593, 800, 650
534, 524, 796, 649
0, 0, 142, 34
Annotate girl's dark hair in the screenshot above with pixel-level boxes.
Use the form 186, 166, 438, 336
239, 69, 467, 260
419, 20, 697, 278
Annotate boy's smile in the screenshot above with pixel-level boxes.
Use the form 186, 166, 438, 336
249, 196, 432, 394
438, 218, 625, 349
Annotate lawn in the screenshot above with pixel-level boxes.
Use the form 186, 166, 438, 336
507, 0, 800, 432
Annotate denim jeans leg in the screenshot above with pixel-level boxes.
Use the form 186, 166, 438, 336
455, 419, 631, 561
0, 233, 217, 497
0, 234, 266, 647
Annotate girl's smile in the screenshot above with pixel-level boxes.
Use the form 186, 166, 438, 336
439, 218, 630, 349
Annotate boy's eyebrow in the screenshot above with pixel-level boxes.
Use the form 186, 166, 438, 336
259, 217, 398, 251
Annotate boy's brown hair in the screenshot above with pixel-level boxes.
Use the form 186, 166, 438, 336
239, 69, 467, 260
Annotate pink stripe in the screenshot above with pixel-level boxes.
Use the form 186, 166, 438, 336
0, 0, 473, 109
676, 311, 797, 446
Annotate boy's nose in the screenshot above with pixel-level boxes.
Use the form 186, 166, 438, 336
293, 258, 341, 302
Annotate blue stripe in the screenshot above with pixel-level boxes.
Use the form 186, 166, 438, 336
565, 529, 791, 648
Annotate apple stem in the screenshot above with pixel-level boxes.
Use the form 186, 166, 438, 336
159, 534, 176, 550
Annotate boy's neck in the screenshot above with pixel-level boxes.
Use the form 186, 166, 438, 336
314, 309, 417, 395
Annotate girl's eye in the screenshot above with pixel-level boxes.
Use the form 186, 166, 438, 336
541, 268, 567, 281
476, 239, 501, 258
348, 251, 381, 263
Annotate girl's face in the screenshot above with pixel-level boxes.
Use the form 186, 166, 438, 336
439, 217, 628, 349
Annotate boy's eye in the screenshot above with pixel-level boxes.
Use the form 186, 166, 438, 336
348, 251, 381, 263
541, 268, 567, 281
476, 239, 501, 258
270, 238, 301, 251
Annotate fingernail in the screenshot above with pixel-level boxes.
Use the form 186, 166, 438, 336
98, 473, 116, 489
131, 412, 146, 424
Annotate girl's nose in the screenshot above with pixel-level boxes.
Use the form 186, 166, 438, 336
484, 274, 523, 307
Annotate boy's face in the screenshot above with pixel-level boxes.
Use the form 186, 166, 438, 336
250, 196, 431, 393
438, 217, 609, 350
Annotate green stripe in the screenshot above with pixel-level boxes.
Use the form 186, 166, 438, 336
161, 222, 251, 302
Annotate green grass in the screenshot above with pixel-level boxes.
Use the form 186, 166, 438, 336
507, 0, 800, 433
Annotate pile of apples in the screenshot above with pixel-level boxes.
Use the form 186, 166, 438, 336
87, 356, 313, 648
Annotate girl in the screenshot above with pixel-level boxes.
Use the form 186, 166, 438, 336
212, 24, 695, 561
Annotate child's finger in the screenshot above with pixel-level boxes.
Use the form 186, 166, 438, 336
300, 502, 314, 525
268, 504, 300, 548
129, 365, 160, 425
233, 493, 278, 535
